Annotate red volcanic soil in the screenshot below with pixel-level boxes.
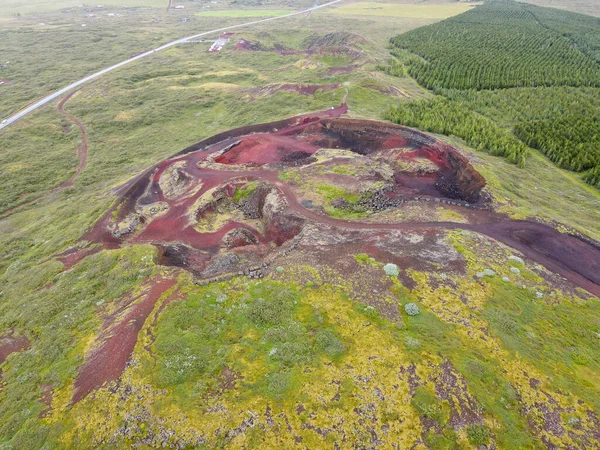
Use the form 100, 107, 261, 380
0, 333, 30, 366
235, 32, 365, 59
0, 90, 88, 218
55, 106, 600, 298
39, 383, 53, 418
214, 135, 320, 166
72, 278, 177, 403
0, 332, 30, 389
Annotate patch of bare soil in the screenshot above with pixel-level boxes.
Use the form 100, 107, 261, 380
39, 383, 54, 418
0, 332, 30, 366
0, 332, 30, 390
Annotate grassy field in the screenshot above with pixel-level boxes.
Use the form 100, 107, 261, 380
196, 9, 293, 18
0, 0, 167, 17
331, 2, 479, 18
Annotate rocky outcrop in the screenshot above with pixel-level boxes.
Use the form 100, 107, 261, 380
240, 184, 272, 219
266, 214, 305, 246
158, 162, 193, 199
222, 228, 259, 249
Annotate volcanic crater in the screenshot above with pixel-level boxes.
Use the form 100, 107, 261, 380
60, 108, 600, 297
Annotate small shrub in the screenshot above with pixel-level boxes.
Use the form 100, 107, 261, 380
467, 424, 490, 446
355, 253, 370, 262
465, 359, 489, 380
405, 336, 420, 350
488, 310, 518, 334
509, 256, 524, 265
571, 351, 589, 365
359, 304, 380, 320
568, 417, 580, 425
405, 303, 420, 316
426, 431, 457, 450
264, 322, 303, 343
270, 341, 310, 366
476, 269, 496, 279
384, 263, 400, 277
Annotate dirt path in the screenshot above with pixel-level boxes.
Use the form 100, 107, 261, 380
56, 91, 88, 188
0, 91, 88, 219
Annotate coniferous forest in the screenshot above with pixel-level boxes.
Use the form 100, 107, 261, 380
387, 0, 600, 188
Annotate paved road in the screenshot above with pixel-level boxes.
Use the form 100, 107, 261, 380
0, 0, 342, 132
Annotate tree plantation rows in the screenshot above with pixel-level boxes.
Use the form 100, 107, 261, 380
440, 87, 600, 128
386, 1, 600, 189
529, 5, 600, 63
515, 115, 600, 176
389, 1, 600, 90
385, 98, 528, 167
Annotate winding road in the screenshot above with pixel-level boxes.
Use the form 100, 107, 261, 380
0, 0, 342, 132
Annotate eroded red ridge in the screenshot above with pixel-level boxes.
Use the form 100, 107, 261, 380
72, 278, 177, 403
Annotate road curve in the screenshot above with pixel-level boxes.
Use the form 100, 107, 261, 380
0, 0, 342, 132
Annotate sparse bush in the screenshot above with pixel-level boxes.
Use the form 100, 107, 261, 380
405, 337, 420, 350
405, 303, 420, 316
316, 329, 347, 359
467, 424, 490, 446
488, 310, 519, 335
266, 371, 292, 399
412, 387, 443, 422
247, 285, 297, 326
265, 322, 303, 343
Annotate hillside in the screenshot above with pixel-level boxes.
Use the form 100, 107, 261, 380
0, 0, 599, 448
